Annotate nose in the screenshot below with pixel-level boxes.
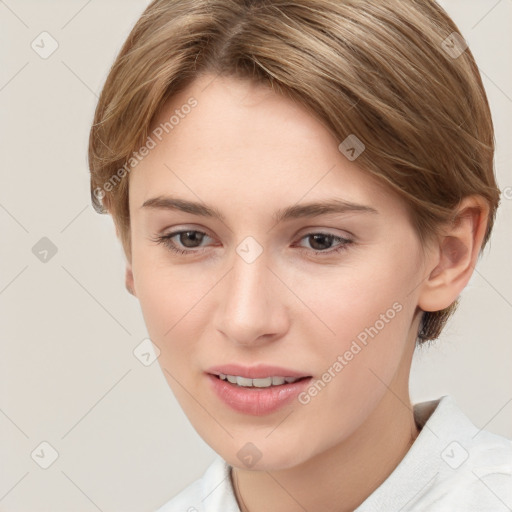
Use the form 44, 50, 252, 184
214, 245, 289, 347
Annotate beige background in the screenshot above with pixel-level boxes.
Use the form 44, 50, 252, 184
1, 1, 511, 510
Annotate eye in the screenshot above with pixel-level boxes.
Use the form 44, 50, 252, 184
295, 232, 353, 257
150, 230, 211, 255
150, 230, 353, 257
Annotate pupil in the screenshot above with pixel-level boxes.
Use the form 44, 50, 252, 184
310, 234, 332, 250
181, 231, 203, 248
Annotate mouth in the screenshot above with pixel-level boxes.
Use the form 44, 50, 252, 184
205, 363, 313, 416
206, 372, 314, 415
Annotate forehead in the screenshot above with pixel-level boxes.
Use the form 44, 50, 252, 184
129, 74, 406, 219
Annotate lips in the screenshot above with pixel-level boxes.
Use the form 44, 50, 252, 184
205, 364, 313, 415
206, 373, 313, 415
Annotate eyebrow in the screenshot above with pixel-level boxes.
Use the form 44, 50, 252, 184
140, 195, 378, 223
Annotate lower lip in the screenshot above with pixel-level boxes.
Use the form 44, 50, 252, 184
206, 374, 312, 416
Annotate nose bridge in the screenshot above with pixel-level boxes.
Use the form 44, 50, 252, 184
228, 239, 271, 316
216, 236, 284, 345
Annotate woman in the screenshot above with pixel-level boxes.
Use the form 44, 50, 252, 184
88, 0, 511, 510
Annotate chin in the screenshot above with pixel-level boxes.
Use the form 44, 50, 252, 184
221, 442, 311, 472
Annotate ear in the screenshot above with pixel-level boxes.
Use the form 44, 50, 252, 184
418, 195, 489, 312
125, 260, 137, 297
113, 219, 136, 297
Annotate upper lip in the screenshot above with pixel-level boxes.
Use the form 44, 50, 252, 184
207, 364, 311, 379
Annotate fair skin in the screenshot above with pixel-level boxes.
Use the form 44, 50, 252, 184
122, 74, 488, 512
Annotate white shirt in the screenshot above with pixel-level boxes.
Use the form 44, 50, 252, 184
155, 395, 512, 511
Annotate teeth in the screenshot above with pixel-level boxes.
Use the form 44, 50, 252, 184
218, 374, 303, 388
237, 376, 253, 387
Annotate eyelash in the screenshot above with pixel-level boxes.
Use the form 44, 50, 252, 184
150, 230, 353, 258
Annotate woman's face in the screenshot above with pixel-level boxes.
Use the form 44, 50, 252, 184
127, 73, 428, 470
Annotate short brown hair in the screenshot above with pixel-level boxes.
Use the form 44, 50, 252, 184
88, 0, 501, 343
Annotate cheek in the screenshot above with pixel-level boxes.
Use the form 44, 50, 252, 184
136, 274, 197, 344
301, 249, 417, 375
134, 269, 204, 409
132, 239, 197, 331
289, 258, 416, 439
132, 255, 213, 377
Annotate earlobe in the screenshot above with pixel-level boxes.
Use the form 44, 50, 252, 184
417, 196, 489, 313
125, 263, 136, 297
